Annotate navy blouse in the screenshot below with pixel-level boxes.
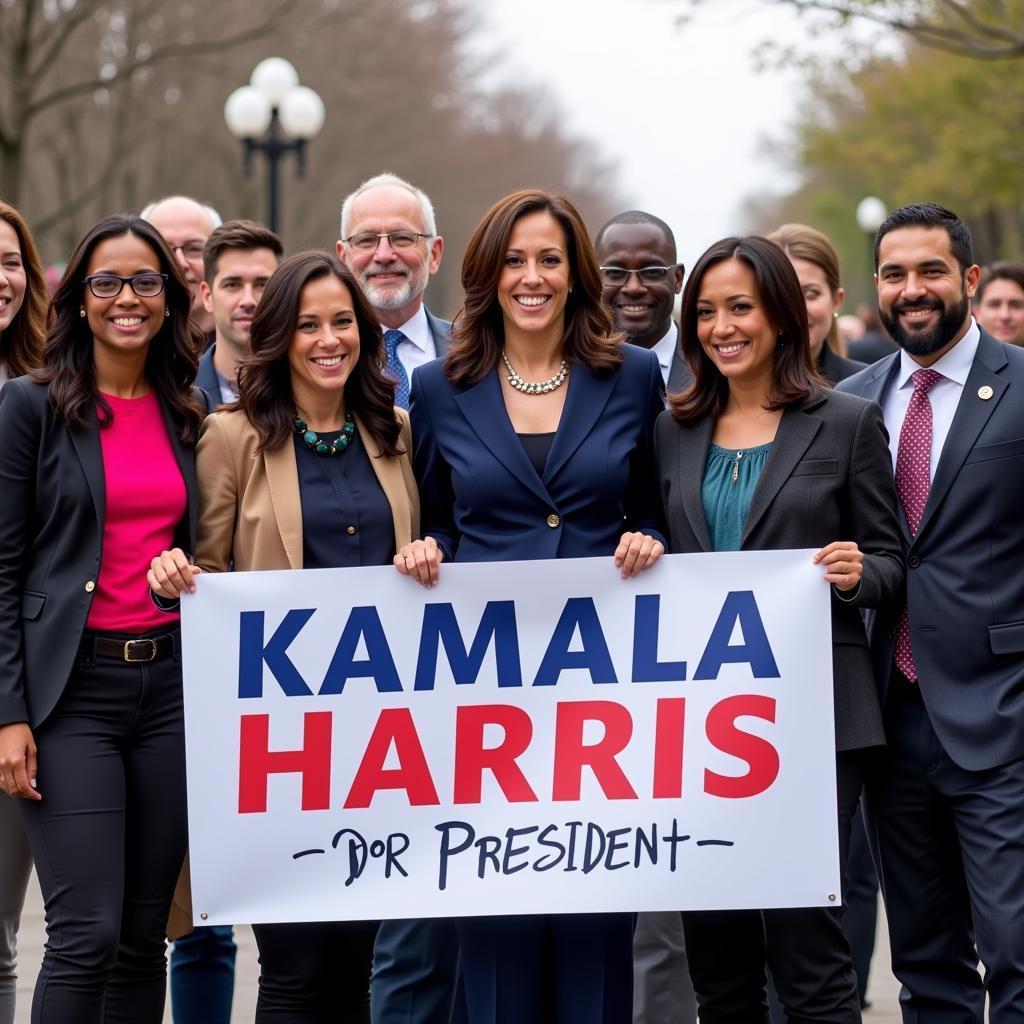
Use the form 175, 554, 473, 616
292, 429, 394, 569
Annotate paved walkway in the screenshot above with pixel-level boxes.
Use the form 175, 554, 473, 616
15, 873, 903, 1022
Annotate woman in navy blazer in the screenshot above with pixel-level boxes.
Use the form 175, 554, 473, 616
397, 189, 666, 1023
654, 236, 903, 1023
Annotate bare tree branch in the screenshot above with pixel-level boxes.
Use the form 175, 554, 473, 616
25, 14, 302, 118
27, 0, 105, 85
692, 0, 1024, 59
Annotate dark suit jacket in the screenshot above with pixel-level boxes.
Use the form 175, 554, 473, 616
837, 329, 1024, 770
424, 307, 452, 357
195, 345, 222, 414
654, 389, 904, 751
411, 343, 666, 563
847, 331, 897, 365
0, 377, 197, 729
819, 346, 867, 386
667, 343, 693, 395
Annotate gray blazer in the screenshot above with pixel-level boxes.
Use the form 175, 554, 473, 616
653, 388, 905, 751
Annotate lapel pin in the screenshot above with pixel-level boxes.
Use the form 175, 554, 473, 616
977, 385, 993, 400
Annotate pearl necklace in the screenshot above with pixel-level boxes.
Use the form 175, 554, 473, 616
501, 349, 569, 395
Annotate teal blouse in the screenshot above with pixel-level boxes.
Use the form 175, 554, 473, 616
701, 442, 773, 552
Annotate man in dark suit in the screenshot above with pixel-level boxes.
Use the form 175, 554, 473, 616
195, 220, 283, 414
337, 172, 458, 1024
837, 202, 1024, 1022
595, 210, 692, 394
337, 173, 451, 412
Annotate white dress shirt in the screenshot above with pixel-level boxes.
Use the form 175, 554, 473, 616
649, 323, 678, 389
390, 304, 439, 378
881, 319, 980, 481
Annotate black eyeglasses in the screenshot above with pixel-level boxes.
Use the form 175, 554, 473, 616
599, 265, 680, 285
83, 273, 168, 299
342, 230, 431, 252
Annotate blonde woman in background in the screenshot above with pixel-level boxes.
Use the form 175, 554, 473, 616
769, 223, 866, 385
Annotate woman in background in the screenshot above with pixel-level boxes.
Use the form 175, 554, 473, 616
0, 201, 49, 1024
768, 223, 866, 384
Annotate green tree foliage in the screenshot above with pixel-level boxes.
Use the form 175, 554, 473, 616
794, 42, 1024, 251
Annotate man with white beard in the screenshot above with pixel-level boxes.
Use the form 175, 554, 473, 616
337, 175, 460, 1024
337, 173, 451, 409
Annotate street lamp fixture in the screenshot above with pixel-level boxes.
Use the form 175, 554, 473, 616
855, 196, 887, 235
224, 58, 325, 233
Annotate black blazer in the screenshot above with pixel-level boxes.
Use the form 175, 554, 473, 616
819, 346, 867, 386
837, 330, 1024, 771
0, 377, 197, 729
654, 389, 905, 751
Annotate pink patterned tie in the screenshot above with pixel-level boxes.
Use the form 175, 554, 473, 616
894, 368, 942, 681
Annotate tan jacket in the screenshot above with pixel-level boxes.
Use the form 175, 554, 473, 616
168, 405, 419, 939
195, 406, 419, 572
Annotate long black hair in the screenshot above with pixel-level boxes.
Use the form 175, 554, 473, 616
42, 214, 203, 441
236, 251, 401, 456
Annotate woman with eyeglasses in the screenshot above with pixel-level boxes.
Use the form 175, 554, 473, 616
0, 200, 49, 1024
0, 213, 202, 1023
149, 251, 416, 1022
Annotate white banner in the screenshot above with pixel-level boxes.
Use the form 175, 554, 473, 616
180, 550, 838, 925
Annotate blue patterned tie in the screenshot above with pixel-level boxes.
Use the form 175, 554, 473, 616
383, 329, 411, 409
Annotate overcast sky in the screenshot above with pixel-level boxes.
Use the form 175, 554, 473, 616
475, 0, 813, 273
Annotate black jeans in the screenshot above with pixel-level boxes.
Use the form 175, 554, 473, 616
682, 750, 866, 1024
18, 631, 188, 1024
252, 919, 379, 1023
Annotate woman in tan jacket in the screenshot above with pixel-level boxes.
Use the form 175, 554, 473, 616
150, 250, 417, 1023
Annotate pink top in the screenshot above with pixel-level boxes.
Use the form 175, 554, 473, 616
85, 390, 187, 633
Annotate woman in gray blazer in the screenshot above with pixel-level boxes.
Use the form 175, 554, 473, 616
655, 236, 903, 1024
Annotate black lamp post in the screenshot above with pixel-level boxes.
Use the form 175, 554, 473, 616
224, 59, 325, 234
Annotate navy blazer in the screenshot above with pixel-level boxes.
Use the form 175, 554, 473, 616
195, 345, 222, 414
654, 389, 905, 751
0, 378, 197, 729
410, 343, 666, 563
837, 329, 1024, 771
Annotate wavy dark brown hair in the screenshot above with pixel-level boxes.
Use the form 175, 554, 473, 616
236, 251, 401, 456
445, 189, 623, 386
42, 214, 203, 441
670, 235, 825, 425
0, 201, 49, 377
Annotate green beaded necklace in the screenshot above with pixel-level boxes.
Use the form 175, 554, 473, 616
294, 412, 356, 456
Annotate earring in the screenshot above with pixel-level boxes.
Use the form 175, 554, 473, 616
164, 309, 170, 318
833, 311, 839, 320
79, 308, 86, 318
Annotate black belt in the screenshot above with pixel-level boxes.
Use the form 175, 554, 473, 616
79, 632, 177, 663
